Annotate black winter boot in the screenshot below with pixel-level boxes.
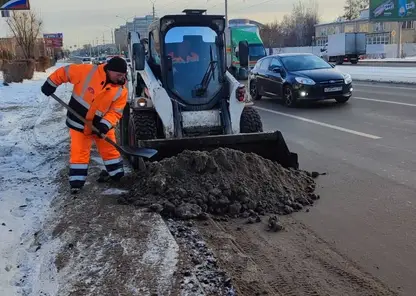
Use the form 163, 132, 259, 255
97, 170, 111, 183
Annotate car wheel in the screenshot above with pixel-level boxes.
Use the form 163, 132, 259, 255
250, 80, 262, 100
335, 96, 350, 103
283, 85, 297, 107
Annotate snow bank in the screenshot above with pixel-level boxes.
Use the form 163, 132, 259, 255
362, 57, 416, 62
337, 65, 416, 84
0, 63, 72, 295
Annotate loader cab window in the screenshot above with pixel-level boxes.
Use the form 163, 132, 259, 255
164, 26, 222, 104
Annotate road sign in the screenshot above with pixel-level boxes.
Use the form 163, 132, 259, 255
43, 33, 63, 48
370, 0, 416, 21
0, 0, 30, 10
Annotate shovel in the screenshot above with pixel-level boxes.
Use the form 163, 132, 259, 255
50, 93, 158, 159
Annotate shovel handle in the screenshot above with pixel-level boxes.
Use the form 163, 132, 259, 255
50, 93, 108, 139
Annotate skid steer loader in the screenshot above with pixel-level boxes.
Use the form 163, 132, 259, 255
117, 9, 298, 169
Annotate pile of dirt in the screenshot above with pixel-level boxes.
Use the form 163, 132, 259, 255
119, 148, 318, 220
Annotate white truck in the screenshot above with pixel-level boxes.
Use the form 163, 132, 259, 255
320, 32, 366, 65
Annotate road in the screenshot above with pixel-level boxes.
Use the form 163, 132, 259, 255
252, 81, 416, 295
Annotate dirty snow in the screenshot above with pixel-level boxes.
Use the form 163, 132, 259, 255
337, 65, 416, 84
0, 63, 71, 295
363, 56, 416, 62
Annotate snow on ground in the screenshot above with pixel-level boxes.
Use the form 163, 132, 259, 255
362, 56, 416, 62
337, 65, 416, 84
0, 64, 72, 295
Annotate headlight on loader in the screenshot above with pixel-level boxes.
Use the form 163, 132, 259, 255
138, 97, 147, 107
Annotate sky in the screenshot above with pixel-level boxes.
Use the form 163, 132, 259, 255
0, 0, 345, 47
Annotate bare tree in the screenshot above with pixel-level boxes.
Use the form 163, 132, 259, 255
6, 11, 43, 59
343, 0, 360, 20
261, 0, 320, 48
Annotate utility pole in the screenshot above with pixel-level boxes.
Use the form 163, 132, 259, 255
111, 29, 114, 44
225, 0, 228, 27
397, 21, 402, 58
150, 0, 156, 18
103, 33, 105, 45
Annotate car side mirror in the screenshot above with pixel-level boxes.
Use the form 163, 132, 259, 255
271, 66, 281, 73
133, 43, 145, 71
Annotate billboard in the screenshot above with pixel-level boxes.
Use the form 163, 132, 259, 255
369, 0, 416, 21
0, 0, 30, 10
44, 33, 63, 48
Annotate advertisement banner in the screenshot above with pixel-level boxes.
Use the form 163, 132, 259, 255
370, 0, 416, 21
0, 0, 30, 10
43, 33, 63, 48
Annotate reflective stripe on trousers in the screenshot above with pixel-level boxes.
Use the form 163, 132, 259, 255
69, 163, 88, 188
103, 157, 124, 177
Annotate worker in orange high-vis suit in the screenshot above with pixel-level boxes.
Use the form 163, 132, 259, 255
41, 57, 128, 193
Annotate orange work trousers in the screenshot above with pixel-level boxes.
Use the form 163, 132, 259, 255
68, 129, 124, 188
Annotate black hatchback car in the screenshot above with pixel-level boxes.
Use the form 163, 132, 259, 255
249, 53, 353, 107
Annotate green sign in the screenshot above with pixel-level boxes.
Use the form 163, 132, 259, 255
369, 0, 416, 21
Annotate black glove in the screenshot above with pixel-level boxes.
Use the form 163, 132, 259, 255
41, 81, 56, 96
95, 122, 110, 136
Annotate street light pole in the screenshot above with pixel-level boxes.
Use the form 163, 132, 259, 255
225, 0, 228, 27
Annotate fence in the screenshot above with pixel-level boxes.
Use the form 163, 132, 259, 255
270, 43, 416, 59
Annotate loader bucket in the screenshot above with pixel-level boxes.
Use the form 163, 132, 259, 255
138, 131, 299, 169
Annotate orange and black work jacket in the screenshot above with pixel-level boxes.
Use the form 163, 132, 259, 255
46, 64, 127, 134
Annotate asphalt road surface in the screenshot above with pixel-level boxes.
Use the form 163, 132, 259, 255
253, 81, 416, 296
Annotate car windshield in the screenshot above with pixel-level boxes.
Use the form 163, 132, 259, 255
82, 58, 91, 61
249, 44, 266, 59
281, 55, 332, 71
164, 26, 221, 104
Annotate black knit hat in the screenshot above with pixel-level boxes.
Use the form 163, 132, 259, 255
106, 57, 127, 73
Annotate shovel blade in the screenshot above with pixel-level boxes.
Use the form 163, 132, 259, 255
121, 146, 158, 158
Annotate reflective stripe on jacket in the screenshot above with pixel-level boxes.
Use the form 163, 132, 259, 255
46, 64, 127, 134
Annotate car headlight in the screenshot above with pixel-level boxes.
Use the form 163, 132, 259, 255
295, 77, 315, 85
343, 73, 352, 84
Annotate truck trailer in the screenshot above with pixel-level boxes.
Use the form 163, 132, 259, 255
320, 32, 366, 65
226, 24, 267, 80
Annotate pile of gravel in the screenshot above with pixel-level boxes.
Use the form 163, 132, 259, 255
119, 148, 318, 219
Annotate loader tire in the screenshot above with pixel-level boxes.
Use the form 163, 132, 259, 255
240, 107, 263, 133
128, 111, 157, 170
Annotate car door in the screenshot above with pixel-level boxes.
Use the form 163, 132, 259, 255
256, 58, 271, 95
266, 57, 284, 96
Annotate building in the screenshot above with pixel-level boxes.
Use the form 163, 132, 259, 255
315, 9, 416, 47
114, 25, 127, 52
113, 15, 156, 53
133, 15, 156, 39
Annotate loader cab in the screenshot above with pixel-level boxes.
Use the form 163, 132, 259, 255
148, 9, 226, 109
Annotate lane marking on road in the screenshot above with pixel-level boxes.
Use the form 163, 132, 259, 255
253, 106, 382, 140
354, 83, 416, 91
354, 96, 416, 107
